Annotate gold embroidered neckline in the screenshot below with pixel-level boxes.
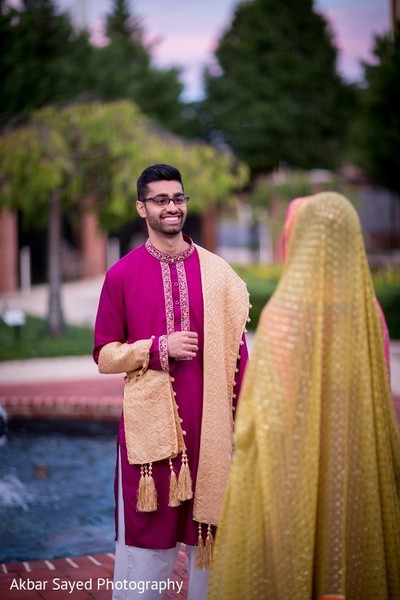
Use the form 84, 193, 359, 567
145, 237, 195, 263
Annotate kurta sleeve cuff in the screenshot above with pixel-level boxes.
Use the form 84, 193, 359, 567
159, 335, 169, 371
148, 335, 176, 372
98, 338, 153, 374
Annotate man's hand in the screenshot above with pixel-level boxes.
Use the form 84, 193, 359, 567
167, 331, 198, 359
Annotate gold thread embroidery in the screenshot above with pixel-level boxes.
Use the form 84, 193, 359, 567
145, 238, 194, 363
161, 262, 174, 334
176, 261, 190, 332
159, 334, 169, 371
145, 238, 195, 263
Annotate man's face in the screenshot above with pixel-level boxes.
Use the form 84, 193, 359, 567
136, 180, 187, 236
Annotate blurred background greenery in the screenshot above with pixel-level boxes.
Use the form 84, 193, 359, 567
0, 0, 399, 341
234, 265, 400, 341
0, 314, 94, 360
1, 265, 398, 360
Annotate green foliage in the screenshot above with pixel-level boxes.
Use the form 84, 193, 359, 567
0, 0, 94, 118
202, 0, 355, 175
250, 171, 357, 246
88, 0, 187, 135
233, 263, 281, 329
0, 314, 93, 361
0, 99, 250, 230
252, 171, 314, 209
0, 0, 197, 137
355, 31, 400, 193
372, 270, 400, 339
33, 101, 147, 230
0, 121, 73, 225
105, 0, 139, 41
163, 141, 249, 212
235, 263, 400, 339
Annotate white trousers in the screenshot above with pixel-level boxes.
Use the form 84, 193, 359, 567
113, 452, 210, 600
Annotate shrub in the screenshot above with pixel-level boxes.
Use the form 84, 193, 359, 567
234, 265, 400, 340
373, 270, 400, 340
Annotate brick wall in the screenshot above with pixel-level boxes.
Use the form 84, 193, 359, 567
80, 208, 107, 278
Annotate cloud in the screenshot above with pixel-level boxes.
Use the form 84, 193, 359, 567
318, 1, 390, 80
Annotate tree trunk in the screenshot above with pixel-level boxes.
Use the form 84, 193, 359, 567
47, 189, 65, 336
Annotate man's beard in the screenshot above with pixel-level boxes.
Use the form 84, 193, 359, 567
146, 211, 187, 235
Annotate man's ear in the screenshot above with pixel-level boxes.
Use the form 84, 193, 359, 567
136, 200, 146, 219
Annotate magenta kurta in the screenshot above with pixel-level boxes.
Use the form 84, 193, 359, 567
93, 238, 248, 549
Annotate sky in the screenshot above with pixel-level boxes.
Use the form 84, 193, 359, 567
20, 0, 393, 101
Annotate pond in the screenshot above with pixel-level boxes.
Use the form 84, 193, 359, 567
0, 422, 117, 563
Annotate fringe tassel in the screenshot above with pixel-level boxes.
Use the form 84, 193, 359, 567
178, 452, 193, 501
194, 523, 213, 569
136, 464, 157, 512
203, 524, 214, 569
136, 465, 147, 511
168, 459, 180, 507
145, 463, 157, 511
194, 523, 205, 569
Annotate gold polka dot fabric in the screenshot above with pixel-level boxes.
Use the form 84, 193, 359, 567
207, 193, 400, 600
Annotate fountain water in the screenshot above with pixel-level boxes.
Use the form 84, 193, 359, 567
0, 423, 116, 563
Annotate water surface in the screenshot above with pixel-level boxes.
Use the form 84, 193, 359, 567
0, 428, 116, 563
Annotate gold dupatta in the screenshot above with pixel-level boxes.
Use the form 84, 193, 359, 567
208, 192, 400, 599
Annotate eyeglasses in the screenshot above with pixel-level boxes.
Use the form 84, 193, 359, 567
141, 194, 190, 207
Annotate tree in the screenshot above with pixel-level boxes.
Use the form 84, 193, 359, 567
0, 0, 94, 121
356, 30, 400, 194
0, 0, 198, 137
105, 0, 136, 40
202, 0, 354, 175
0, 99, 249, 332
91, 0, 186, 134
0, 1, 18, 123
0, 122, 73, 334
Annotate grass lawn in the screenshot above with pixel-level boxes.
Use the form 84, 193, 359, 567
0, 314, 94, 361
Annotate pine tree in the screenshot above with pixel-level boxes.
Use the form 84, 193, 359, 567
105, 0, 142, 42
202, 0, 354, 174
0, 0, 94, 119
91, 0, 185, 133
356, 30, 400, 193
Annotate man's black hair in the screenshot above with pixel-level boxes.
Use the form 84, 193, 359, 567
137, 164, 183, 200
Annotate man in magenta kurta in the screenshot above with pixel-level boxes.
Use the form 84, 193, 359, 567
93, 164, 250, 600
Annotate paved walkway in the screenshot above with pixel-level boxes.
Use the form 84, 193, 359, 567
1, 277, 400, 599
0, 276, 104, 329
0, 550, 188, 600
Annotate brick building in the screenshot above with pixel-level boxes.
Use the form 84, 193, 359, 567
0, 206, 108, 294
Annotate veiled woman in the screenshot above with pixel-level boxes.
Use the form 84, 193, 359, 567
207, 192, 400, 600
